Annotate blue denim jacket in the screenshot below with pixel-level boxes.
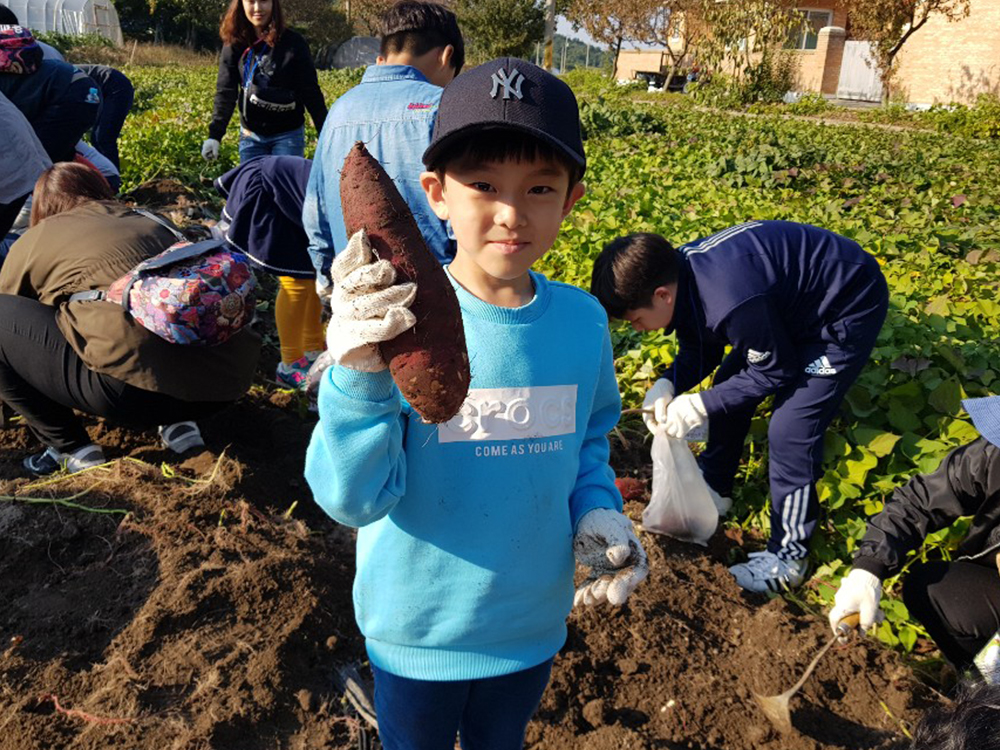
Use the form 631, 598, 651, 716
303, 65, 452, 284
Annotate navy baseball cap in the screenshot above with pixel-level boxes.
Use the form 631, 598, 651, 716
422, 57, 586, 175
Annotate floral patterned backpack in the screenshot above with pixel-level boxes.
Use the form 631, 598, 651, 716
0, 25, 42, 75
70, 210, 257, 346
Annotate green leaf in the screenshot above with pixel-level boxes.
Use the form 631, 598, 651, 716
942, 419, 980, 444
844, 448, 879, 486
898, 625, 918, 652
824, 432, 851, 462
928, 378, 965, 415
853, 427, 902, 457
846, 386, 878, 418
888, 399, 922, 432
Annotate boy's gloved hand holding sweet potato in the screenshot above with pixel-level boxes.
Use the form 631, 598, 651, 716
326, 229, 417, 373
573, 508, 649, 607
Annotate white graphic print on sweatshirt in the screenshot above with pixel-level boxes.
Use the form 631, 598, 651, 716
438, 386, 577, 455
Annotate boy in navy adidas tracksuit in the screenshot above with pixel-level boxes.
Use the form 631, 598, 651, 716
591, 221, 888, 593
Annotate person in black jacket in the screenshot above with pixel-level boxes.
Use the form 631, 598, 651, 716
202, 0, 326, 163
75, 64, 134, 170
829, 395, 1000, 672
0, 58, 100, 164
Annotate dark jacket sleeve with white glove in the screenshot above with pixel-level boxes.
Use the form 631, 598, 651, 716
852, 438, 1000, 579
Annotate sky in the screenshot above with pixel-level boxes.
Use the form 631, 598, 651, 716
556, 15, 598, 47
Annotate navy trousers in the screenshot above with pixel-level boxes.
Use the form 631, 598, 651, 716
371, 658, 553, 750
698, 279, 888, 561
90, 68, 134, 170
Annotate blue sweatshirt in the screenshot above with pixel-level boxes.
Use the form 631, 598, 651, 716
305, 271, 622, 681
662, 220, 885, 416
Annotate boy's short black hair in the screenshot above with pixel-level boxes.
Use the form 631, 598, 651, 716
380, 1, 465, 75
426, 128, 584, 190
910, 680, 1000, 750
0, 5, 20, 24
590, 233, 681, 319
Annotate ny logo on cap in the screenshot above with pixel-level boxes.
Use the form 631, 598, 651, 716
490, 67, 525, 100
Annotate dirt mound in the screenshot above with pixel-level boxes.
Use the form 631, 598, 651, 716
0, 401, 935, 748
531, 501, 930, 749
0, 397, 368, 749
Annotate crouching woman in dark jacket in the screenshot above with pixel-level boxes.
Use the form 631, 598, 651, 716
828, 395, 1000, 674
0, 163, 261, 476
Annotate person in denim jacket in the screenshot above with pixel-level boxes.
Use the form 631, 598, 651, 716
303, 1, 464, 289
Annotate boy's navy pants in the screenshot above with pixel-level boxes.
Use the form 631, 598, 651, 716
371, 658, 553, 750
698, 279, 888, 561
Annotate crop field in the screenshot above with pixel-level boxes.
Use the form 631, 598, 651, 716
2, 65, 998, 748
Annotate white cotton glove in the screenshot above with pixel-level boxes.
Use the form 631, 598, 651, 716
326, 229, 417, 372
201, 138, 220, 161
662, 393, 708, 440
642, 378, 675, 434
573, 508, 649, 607
828, 568, 884, 634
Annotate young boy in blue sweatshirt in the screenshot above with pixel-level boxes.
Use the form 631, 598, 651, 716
591, 224, 888, 594
305, 59, 649, 748
304, 0, 464, 292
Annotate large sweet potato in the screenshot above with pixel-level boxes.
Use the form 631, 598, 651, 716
340, 142, 470, 423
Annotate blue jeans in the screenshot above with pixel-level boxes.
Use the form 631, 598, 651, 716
238, 125, 305, 162
371, 658, 554, 750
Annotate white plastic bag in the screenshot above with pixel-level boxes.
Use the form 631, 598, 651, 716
642, 433, 718, 546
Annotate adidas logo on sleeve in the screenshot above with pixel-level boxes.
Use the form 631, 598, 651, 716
804, 356, 837, 376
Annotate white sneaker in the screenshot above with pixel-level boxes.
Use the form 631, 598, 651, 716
706, 485, 732, 516
730, 551, 807, 594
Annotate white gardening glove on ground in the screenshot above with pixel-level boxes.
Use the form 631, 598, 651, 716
201, 138, 220, 161
663, 393, 708, 440
829, 568, 884, 634
326, 229, 417, 372
573, 508, 649, 607
642, 378, 674, 434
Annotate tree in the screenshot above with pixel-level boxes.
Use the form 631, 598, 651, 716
454, 0, 545, 64
844, 0, 971, 104
565, 0, 647, 78
635, 0, 704, 85
343, 0, 393, 36
696, 0, 800, 98
145, 0, 227, 48
285, 0, 353, 54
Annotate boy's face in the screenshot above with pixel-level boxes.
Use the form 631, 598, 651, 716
421, 157, 585, 288
622, 285, 676, 332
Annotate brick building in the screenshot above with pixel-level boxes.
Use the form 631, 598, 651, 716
614, 1, 1000, 106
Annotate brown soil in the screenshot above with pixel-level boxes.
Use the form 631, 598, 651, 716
0, 182, 939, 748
0, 401, 938, 750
